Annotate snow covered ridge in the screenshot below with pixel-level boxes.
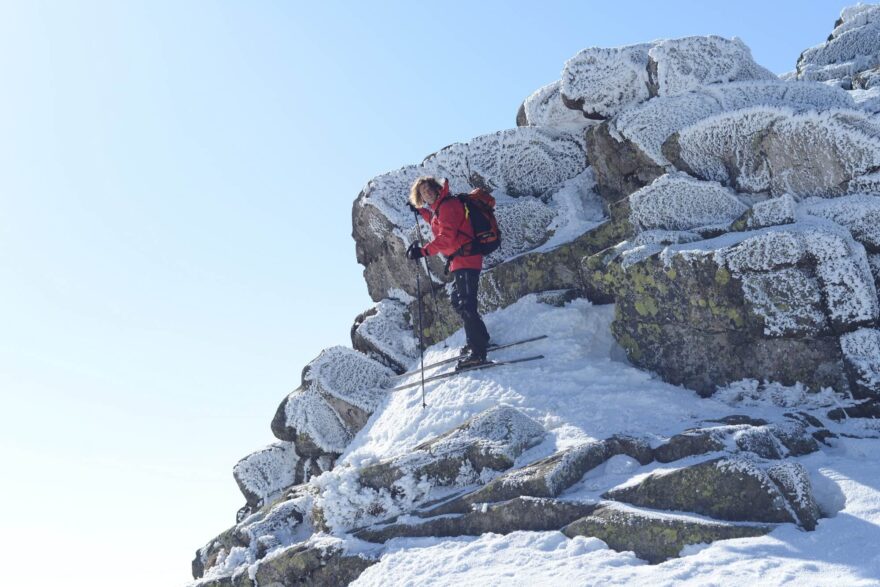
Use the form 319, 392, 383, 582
797, 4, 880, 84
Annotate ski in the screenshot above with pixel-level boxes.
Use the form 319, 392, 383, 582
389, 334, 548, 381
391, 354, 545, 391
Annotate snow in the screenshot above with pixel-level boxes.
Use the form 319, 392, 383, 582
561, 43, 655, 118
739, 269, 827, 336
648, 36, 776, 97
748, 193, 797, 228
802, 194, 880, 250
628, 173, 748, 232
304, 346, 393, 412
850, 86, 880, 114
282, 386, 356, 454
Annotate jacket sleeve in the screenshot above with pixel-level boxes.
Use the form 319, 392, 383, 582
425, 200, 467, 257
417, 208, 431, 223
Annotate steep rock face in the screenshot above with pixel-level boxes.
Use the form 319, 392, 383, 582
350, 299, 419, 373
517, 80, 596, 128
603, 219, 879, 396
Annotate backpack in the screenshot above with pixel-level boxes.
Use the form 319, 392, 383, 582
453, 188, 502, 257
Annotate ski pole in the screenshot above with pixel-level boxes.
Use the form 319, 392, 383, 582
413, 255, 427, 409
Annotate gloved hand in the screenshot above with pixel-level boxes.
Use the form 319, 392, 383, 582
406, 201, 419, 214
406, 242, 426, 260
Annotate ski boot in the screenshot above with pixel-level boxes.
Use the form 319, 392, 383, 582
456, 350, 489, 371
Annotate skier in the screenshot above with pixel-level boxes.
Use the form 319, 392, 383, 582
405, 176, 491, 370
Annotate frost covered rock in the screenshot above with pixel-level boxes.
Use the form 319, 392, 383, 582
193, 537, 375, 587
358, 405, 546, 493
796, 4, 880, 84
731, 193, 797, 230
272, 346, 392, 457
561, 43, 655, 119
355, 497, 597, 544
840, 328, 880, 398
802, 195, 880, 252
667, 108, 880, 197
352, 126, 589, 303
233, 442, 300, 510
766, 462, 821, 530
609, 80, 853, 169
517, 80, 596, 128
351, 299, 418, 373
648, 36, 775, 97
653, 420, 818, 463
629, 173, 748, 232
562, 502, 772, 564
604, 456, 806, 526
606, 221, 878, 395
428, 436, 653, 516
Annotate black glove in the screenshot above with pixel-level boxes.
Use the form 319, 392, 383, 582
406, 242, 426, 260
406, 201, 419, 214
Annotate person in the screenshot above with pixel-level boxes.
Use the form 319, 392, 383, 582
405, 176, 491, 370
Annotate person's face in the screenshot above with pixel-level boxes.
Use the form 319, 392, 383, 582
419, 183, 438, 205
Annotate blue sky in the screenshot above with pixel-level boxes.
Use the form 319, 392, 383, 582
0, 1, 855, 585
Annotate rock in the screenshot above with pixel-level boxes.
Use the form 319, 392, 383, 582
518, 80, 596, 128
840, 328, 880, 398
561, 43, 655, 119
647, 36, 775, 97
230, 540, 375, 587
731, 194, 798, 231
562, 502, 772, 564
654, 431, 725, 463
667, 108, 880, 197
586, 121, 664, 204
604, 456, 800, 525
351, 299, 419, 373
232, 442, 300, 510
797, 4, 880, 83
766, 462, 821, 531
628, 173, 748, 232
611, 80, 853, 168
271, 347, 392, 457
358, 406, 546, 492
426, 435, 652, 515
828, 398, 880, 421
355, 497, 597, 543
610, 222, 877, 395
802, 195, 880, 253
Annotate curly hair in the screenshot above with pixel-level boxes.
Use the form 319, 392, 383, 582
409, 176, 443, 207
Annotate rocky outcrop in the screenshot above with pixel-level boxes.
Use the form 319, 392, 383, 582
796, 4, 880, 84
350, 299, 419, 373
562, 502, 772, 564
604, 456, 816, 527
517, 80, 596, 128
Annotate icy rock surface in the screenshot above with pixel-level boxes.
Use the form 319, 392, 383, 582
561, 43, 655, 119
801, 194, 880, 251
648, 36, 776, 97
746, 194, 797, 229
233, 442, 300, 508
797, 4, 880, 83
351, 299, 419, 373
612, 81, 854, 166
671, 108, 880, 196
517, 80, 596, 128
272, 347, 393, 456
629, 173, 748, 232
840, 328, 880, 397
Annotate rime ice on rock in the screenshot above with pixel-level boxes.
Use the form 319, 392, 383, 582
672, 108, 880, 197
796, 4, 880, 83
518, 80, 596, 128
629, 173, 748, 232
302, 346, 391, 412
747, 194, 797, 228
648, 36, 776, 97
840, 328, 880, 396
485, 196, 557, 266
278, 386, 357, 455
612, 81, 854, 166
352, 299, 419, 373
561, 43, 655, 119
802, 195, 880, 250
233, 442, 301, 508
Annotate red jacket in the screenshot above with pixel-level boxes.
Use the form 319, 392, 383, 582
418, 183, 483, 272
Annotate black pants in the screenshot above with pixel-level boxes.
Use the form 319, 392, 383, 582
451, 269, 490, 355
